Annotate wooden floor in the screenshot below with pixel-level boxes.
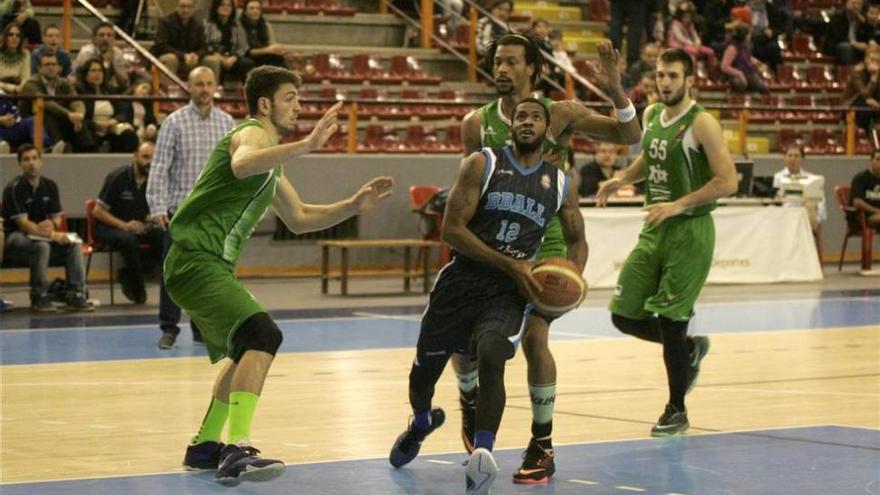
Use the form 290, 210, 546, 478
2, 324, 877, 484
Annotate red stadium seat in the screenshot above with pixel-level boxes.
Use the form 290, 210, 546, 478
751, 94, 781, 122
726, 94, 748, 119
804, 128, 845, 154
589, 0, 610, 22
389, 56, 442, 85
776, 128, 805, 152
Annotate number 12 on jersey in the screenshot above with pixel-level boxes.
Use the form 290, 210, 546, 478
496, 219, 521, 243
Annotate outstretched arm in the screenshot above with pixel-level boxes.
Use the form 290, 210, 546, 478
552, 42, 641, 145
272, 174, 394, 234
230, 102, 343, 178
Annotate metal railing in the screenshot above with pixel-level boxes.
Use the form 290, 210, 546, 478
11, 93, 874, 155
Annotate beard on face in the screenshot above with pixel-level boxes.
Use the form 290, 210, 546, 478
513, 131, 544, 154
270, 105, 294, 133
662, 85, 687, 107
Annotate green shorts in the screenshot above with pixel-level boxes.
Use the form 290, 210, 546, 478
164, 245, 265, 363
535, 214, 567, 261
609, 214, 715, 322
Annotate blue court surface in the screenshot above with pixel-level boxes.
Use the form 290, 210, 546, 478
2, 425, 877, 495
2, 295, 879, 365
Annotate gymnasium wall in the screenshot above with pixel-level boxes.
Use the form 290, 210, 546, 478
0, 153, 873, 270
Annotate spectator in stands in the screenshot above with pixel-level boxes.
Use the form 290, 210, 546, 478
1, 144, 91, 311
150, 0, 222, 82
438, 0, 464, 29
748, 0, 783, 74
849, 148, 880, 232
0, 0, 40, 45
699, 0, 736, 55
610, 0, 647, 66
204, 0, 254, 83
94, 141, 163, 304
844, 45, 880, 133
118, 79, 157, 143
30, 25, 70, 78
531, 18, 553, 54
628, 70, 659, 115
667, 3, 717, 70
75, 58, 139, 153
625, 42, 660, 89
0, 91, 50, 152
0, 23, 28, 94
579, 142, 623, 197
860, 4, 880, 48
826, 0, 867, 66
548, 29, 573, 73
476, 0, 511, 57
20, 51, 93, 153
721, 24, 769, 94
73, 22, 131, 93
772, 145, 826, 232
240, 0, 297, 70
146, 66, 234, 349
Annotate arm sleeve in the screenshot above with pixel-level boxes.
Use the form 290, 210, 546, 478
146, 117, 177, 215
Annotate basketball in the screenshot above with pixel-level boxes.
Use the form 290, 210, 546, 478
531, 258, 587, 317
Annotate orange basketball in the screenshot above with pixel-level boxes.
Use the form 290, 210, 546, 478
531, 258, 587, 317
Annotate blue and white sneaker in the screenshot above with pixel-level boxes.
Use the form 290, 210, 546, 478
214, 444, 285, 486
465, 448, 498, 495
389, 407, 445, 468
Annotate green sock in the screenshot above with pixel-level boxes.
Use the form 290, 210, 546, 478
228, 391, 260, 445
193, 397, 228, 444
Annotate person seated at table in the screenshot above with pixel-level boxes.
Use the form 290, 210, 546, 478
578, 142, 643, 199
772, 145, 826, 232
849, 148, 880, 233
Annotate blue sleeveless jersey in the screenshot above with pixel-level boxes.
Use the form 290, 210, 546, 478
466, 145, 568, 261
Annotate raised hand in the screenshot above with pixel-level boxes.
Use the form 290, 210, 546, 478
351, 176, 394, 213
307, 101, 343, 152
586, 41, 623, 91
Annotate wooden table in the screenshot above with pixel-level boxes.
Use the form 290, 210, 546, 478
318, 239, 442, 295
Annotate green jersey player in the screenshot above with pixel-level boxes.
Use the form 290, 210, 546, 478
597, 48, 737, 437
457, 34, 641, 484
166, 66, 393, 485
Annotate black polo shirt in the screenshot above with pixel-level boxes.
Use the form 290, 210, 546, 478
97, 165, 149, 224
2, 175, 62, 235
850, 170, 880, 210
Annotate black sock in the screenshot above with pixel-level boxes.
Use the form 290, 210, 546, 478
532, 421, 553, 447
659, 316, 689, 412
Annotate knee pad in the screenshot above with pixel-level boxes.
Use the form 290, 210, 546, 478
475, 332, 512, 369
231, 312, 283, 361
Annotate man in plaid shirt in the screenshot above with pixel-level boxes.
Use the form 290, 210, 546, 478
147, 66, 235, 349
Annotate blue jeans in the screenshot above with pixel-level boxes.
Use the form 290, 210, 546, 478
5, 231, 85, 299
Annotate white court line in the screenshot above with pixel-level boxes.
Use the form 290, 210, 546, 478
616, 486, 646, 492
425, 460, 455, 465
569, 478, 599, 485
352, 311, 422, 322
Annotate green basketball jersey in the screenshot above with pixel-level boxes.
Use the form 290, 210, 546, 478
170, 119, 280, 265
479, 96, 569, 170
641, 102, 715, 216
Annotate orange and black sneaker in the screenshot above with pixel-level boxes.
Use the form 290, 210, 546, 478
460, 397, 476, 454
512, 438, 555, 484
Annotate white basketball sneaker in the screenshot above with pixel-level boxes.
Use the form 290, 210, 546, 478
465, 447, 498, 495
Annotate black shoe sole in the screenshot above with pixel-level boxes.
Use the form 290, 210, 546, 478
215, 462, 285, 486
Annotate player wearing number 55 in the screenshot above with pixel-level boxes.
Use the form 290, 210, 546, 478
388, 98, 587, 495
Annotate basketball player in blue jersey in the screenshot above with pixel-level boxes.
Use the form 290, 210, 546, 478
388, 98, 588, 495
456, 34, 641, 484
